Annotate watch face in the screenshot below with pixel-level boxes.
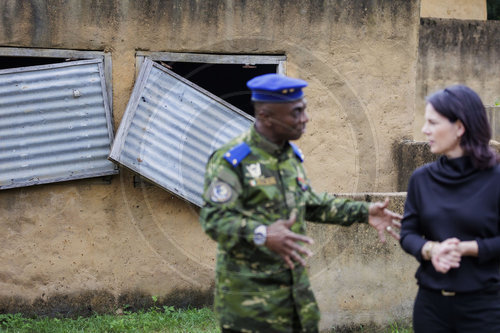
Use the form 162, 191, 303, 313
253, 225, 267, 246
254, 232, 266, 245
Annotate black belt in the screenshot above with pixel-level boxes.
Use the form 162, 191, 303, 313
420, 286, 500, 297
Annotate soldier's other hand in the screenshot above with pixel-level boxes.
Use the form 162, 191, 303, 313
266, 211, 314, 270
368, 197, 402, 242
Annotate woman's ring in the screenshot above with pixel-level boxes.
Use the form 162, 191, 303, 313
386, 226, 392, 232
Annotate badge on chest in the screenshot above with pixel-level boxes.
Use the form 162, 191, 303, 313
246, 163, 261, 178
246, 163, 277, 187
296, 177, 308, 191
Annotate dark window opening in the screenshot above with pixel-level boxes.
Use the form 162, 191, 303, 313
488, 0, 500, 20
157, 62, 277, 116
0, 56, 78, 70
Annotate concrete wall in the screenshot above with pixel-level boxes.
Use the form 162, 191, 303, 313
421, 0, 487, 20
487, 106, 500, 141
414, 17, 500, 140
0, 0, 421, 330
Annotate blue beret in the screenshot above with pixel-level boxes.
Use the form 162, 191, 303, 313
247, 74, 308, 103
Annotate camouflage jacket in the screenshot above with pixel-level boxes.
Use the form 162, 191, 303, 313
199, 126, 369, 333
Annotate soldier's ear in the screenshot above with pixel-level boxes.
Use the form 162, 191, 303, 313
255, 104, 269, 119
260, 109, 275, 128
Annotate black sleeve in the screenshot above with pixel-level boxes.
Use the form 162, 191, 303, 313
399, 173, 427, 262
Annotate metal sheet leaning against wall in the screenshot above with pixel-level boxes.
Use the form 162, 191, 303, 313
109, 58, 253, 206
0, 59, 118, 190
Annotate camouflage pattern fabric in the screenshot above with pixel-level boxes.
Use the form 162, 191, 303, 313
199, 126, 369, 333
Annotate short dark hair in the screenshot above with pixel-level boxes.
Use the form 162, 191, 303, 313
426, 85, 499, 169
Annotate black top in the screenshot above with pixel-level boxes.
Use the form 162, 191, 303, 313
400, 155, 500, 292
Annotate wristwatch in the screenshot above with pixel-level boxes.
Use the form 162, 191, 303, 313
253, 225, 267, 246
423, 241, 437, 260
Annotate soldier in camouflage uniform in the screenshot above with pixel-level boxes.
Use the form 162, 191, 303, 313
199, 74, 402, 333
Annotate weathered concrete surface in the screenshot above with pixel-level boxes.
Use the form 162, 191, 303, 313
414, 17, 500, 140
420, 0, 487, 20
308, 193, 414, 330
0, 179, 216, 316
0, 0, 422, 329
393, 140, 437, 191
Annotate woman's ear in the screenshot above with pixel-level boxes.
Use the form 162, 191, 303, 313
456, 120, 465, 138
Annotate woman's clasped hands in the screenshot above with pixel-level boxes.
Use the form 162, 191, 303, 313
428, 238, 462, 273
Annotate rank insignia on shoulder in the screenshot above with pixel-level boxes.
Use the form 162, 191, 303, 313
223, 142, 251, 167
289, 142, 304, 162
296, 177, 308, 191
210, 181, 233, 203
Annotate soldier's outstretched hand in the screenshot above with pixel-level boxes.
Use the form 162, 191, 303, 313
266, 211, 314, 269
368, 198, 402, 242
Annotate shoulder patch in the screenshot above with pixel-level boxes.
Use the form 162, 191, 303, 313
209, 181, 233, 203
223, 142, 251, 167
290, 142, 304, 162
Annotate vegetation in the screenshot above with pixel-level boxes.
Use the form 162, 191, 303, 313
0, 299, 412, 333
0, 308, 414, 333
0, 309, 414, 333
329, 321, 413, 333
0, 306, 218, 333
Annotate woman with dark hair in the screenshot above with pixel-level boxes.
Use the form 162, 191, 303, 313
400, 85, 500, 332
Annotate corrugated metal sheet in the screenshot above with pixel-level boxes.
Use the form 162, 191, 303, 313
110, 59, 253, 206
0, 59, 117, 190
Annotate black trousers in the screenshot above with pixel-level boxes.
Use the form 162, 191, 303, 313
413, 287, 500, 333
